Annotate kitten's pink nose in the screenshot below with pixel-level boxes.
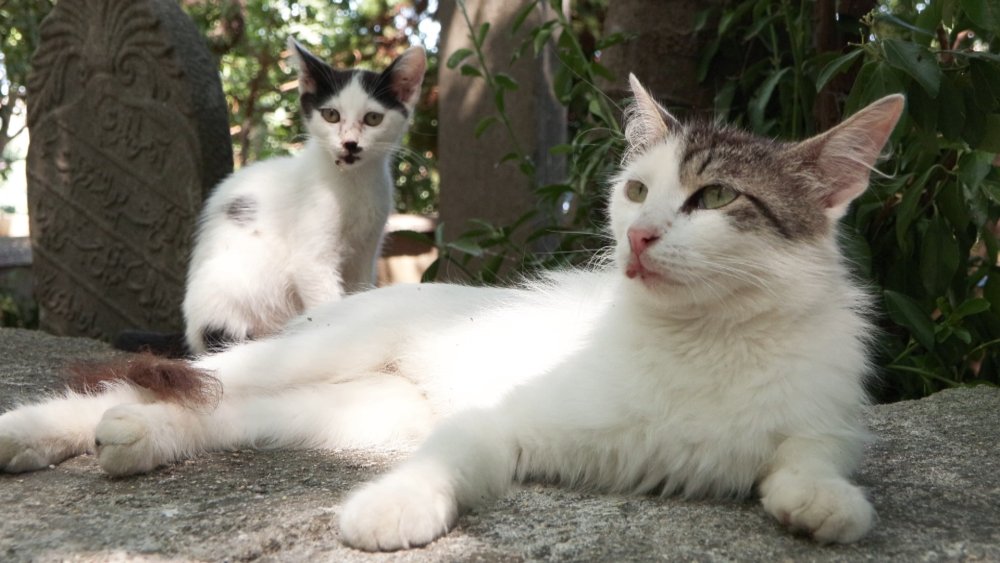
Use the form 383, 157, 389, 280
628, 227, 660, 255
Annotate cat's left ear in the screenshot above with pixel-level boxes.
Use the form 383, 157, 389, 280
793, 94, 905, 219
287, 37, 328, 96
383, 46, 427, 109
624, 73, 681, 161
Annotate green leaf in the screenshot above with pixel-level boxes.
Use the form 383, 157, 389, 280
693, 7, 714, 32
962, 0, 1000, 34
448, 237, 484, 257
816, 50, 864, 93
883, 38, 941, 98
884, 290, 937, 350
476, 22, 491, 46
749, 67, 789, 133
532, 20, 557, 55
951, 298, 992, 320
510, 1, 537, 35
717, 1, 754, 36
446, 47, 474, 70
474, 115, 498, 139
493, 72, 519, 91
918, 216, 960, 295
459, 63, 482, 78
499, 151, 520, 164
936, 75, 966, 141
978, 114, 1000, 152
595, 31, 634, 50
969, 59, 1000, 112
845, 62, 906, 115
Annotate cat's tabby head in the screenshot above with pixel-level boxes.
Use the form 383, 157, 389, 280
289, 38, 426, 168
610, 75, 903, 307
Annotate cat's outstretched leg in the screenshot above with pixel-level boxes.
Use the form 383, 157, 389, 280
758, 436, 874, 543
0, 386, 142, 473
339, 410, 515, 551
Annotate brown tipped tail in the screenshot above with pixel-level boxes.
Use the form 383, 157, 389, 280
68, 353, 222, 409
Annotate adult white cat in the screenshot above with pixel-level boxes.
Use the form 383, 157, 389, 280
182, 39, 426, 354
0, 77, 903, 550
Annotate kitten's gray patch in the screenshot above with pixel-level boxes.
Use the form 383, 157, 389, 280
226, 196, 257, 226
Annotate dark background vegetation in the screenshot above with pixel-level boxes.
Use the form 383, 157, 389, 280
1, 0, 998, 402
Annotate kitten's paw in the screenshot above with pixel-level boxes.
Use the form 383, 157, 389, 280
339, 466, 458, 551
761, 472, 875, 543
94, 406, 159, 476
0, 433, 51, 473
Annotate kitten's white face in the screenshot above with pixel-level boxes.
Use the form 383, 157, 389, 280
289, 39, 426, 169
305, 77, 413, 167
611, 75, 905, 307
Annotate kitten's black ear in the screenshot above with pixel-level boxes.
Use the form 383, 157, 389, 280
624, 73, 681, 161
795, 94, 905, 219
383, 46, 427, 108
287, 37, 328, 95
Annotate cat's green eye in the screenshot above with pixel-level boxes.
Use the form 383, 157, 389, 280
364, 112, 384, 126
691, 184, 739, 210
625, 180, 648, 203
320, 108, 340, 123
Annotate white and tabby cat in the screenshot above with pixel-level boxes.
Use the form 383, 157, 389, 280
0, 77, 903, 549
183, 39, 426, 354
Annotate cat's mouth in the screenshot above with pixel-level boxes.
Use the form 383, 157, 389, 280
626, 257, 678, 286
337, 154, 361, 166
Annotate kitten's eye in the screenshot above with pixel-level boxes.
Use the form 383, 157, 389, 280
320, 108, 340, 123
364, 112, 384, 126
625, 180, 648, 203
687, 184, 739, 211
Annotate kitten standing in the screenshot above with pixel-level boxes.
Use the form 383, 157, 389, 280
0, 78, 903, 549
183, 39, 426, 354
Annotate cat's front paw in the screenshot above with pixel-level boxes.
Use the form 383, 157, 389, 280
94, 406, 159, 476
339, 465, 458, 551
761, 472, 875, 543
0, 432, 50, 473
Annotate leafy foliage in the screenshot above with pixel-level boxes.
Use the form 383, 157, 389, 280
696, 0, 1000, 400
0, 0, 55, 180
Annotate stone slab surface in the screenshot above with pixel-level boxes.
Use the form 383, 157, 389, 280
1, 327, 998, 562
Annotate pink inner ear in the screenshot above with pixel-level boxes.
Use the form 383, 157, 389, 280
393, 76, 415, 101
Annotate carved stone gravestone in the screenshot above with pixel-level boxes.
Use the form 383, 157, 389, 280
26, 0, 232, 341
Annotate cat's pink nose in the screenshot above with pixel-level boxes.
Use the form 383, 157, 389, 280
628, 227, 660, 255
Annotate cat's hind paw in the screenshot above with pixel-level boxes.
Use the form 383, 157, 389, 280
761, 472, 875, 543
0, 433, 51, 473
339, 464, 459, 551
94, 406, 160, 476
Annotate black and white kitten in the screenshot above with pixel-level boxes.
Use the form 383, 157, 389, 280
182, 39, 426, 354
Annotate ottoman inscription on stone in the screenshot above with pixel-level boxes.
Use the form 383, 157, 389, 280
27, 0, 232, 341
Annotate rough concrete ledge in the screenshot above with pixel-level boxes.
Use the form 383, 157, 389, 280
1, 327, 998, 562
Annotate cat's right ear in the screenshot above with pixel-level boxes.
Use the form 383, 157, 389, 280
624, 74, 681, 161
287, 37, 326, 95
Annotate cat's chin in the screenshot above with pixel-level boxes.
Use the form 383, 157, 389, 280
336, 154, 362, 167
625, 259, 677, 287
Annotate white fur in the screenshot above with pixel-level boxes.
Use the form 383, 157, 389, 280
0, 87, 904, 550
182, 45, 425, 354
